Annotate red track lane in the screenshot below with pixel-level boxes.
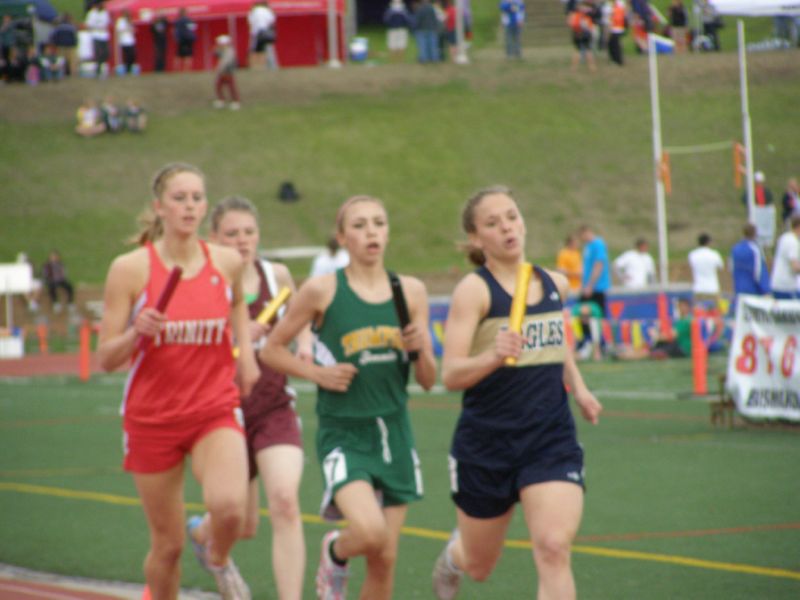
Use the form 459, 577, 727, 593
0, 578, 129, 600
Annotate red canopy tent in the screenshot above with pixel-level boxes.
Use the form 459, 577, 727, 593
105, 0, 345, 72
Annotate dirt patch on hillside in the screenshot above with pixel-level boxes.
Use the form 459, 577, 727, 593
1, 48, 797, 124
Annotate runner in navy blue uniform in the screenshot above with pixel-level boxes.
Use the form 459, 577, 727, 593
432, 186, 602, 600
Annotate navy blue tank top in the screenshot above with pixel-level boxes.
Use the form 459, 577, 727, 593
451, 266, 580, 469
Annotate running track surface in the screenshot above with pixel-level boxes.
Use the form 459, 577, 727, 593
0, 577, 132, 600
0, 354, 103, 378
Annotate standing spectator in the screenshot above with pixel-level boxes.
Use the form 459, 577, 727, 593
613, 238, 656, 289
309, 236, 350, 277
699, 0, 722, 51
248, 1, 278, 70
413, 0, 441, 63
729, 223, 769, 313
114, 9, 136, 74
770, 217, 800, 299
212, 35, 240, 110
50, 13, 78, 77
568, 2, 597, 72
742, 170, 774, 208
42, 250, 75, 313
578, 224, 610, 315
384, 0, 412, 63
85, 0, 110, 78
174, 8, 196, 71
500, 0, 525, 59
555, 234, 582, 293
688, 233, 724, 307
442, 0, 460, 62
607, 0, 626, 65
150, 12, 168, 72
781, 177, 800, 229
668, 0, 688, 52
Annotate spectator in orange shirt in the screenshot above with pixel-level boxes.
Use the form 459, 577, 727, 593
556, 234, 582, 293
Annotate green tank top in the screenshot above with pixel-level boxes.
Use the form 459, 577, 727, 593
314, 269, 410, 419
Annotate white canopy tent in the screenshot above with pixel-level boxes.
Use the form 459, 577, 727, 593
710, 0, 800, 16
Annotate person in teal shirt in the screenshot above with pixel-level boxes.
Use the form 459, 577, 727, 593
578, 224, 611, 316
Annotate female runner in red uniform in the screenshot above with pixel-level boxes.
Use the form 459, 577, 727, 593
97, 163, 259, 600
188, 195, 313, 600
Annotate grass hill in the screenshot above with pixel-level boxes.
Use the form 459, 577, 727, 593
1, 16, 798, 294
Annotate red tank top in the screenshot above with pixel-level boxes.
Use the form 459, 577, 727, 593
122, 242, 239, 425
242, 260, 294, 420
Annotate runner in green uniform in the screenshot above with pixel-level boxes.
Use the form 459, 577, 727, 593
261, 195, 437, 600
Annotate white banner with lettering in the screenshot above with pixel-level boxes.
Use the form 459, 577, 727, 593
726, 296, 800, 421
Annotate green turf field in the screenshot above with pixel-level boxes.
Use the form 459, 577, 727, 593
1, 356, 798, 598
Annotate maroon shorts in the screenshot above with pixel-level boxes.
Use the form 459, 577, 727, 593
245, 402, 303, 479
123, 408, 244, 474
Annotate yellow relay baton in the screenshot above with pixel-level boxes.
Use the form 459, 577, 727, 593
505, 262, 532, 366
257, 286, 292, 325
234, 286, 292, 358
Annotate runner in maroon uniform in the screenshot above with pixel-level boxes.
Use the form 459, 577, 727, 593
188, 196, 312, 600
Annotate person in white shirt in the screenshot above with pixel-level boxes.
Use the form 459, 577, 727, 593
770, 216, 800, 299
248, 0, 278, 69
613, 238, 656, 289
114, 10, 136, 74
85, 0, 110, 77
688, 232, 724, 306
309, 236, 349, 277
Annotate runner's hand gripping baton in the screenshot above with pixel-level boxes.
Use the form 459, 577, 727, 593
136, 266, 182, 354
256, 287, 292, 325
233, 286, 292, 358
389, 272, 418, 362
505, 262, 533, 366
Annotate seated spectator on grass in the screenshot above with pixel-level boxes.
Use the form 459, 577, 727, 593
101, 95, 124, 132
75, 98, 106, 137
573, 300, 603, 361
4, 46, 27, 83
39, 44, 66, 81
124, 98, 147, 132
24, 45, 42, 85
612, 298, 693, 361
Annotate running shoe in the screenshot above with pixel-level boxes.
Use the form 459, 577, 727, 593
316, 530, 349, 600
432, 530, 463, 600
186, 514, 210, 571
210, 559, 251, 600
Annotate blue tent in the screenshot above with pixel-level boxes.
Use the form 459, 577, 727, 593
0, 0, 58, 22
